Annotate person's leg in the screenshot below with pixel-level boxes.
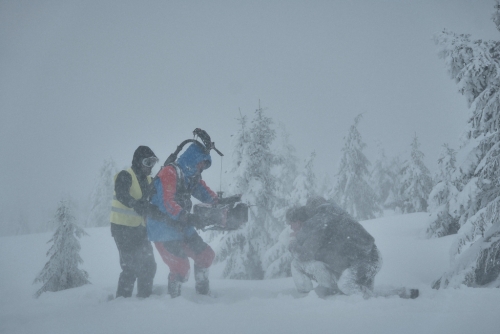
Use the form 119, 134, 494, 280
184, 233, 215, 295
115, 246, 136, 297
359, 245, 382, 291
135, 230, 157, 298
291, 259, 314, 294
337, 267, 365, 296
306, 262, 340, 297
112, 224, 139, 298
154, 241, 190, 298
338, 246, 382, 298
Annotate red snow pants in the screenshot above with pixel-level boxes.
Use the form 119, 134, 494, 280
154, 233, 214, 283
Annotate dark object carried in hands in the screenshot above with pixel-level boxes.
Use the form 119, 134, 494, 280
193, 195, 248, 231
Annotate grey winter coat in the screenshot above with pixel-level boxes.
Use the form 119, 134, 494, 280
291, 202, 377, 277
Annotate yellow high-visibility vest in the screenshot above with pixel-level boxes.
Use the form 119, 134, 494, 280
110, 168, 152, 227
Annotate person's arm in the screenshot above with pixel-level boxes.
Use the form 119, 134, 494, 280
157, 166, 185, 220
192, 178, 218, 204
292, 219, 325, 262
114, 171, 135, 207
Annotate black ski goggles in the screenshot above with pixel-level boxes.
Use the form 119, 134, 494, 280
142, 156, 159, 168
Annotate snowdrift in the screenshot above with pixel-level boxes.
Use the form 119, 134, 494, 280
1, 212, 499, 334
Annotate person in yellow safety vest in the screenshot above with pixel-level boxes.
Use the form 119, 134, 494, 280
110, 146, 159, 298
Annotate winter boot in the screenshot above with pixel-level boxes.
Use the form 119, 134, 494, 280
168, 279, 182, 298
194, 265, 210, 295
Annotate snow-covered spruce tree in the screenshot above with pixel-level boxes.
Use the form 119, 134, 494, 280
384, 154, 409, 212
206, 111, 249, 244
331, 114, 380, 220
230, 109, 249, 186
33, 198, 90, 298
289, 151, 317, 206
396, 134, 433, 213
370, 146, 395, 209
319, 173, 334, 199
215, 104, 282, 279
86, 158, 117, 227
261, 124, 300, 278
263, 150, 317, 279
433, 2, 500, 288
426, 144, 460, 238
272, 123, 299, 210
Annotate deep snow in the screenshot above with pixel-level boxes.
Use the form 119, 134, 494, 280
1, 212, 499, 334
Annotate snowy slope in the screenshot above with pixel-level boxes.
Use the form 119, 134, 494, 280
1, 213, 499, 334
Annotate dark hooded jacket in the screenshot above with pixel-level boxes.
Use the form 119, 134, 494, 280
291, 202, 377, 277
114, 146, 157, 208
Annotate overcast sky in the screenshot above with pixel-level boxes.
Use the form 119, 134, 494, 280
1, 0, 499, 225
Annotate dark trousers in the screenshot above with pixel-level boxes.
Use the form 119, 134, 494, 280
111, 223, 157, 298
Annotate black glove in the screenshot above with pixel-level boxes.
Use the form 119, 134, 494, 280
186, 213, 205, 229
131, 199, 149, 216
288, 240, 298, 254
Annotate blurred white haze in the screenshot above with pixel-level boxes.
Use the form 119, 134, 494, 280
1, 0, 499, 226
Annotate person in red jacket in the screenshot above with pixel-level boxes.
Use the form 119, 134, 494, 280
147, 142, 218, 297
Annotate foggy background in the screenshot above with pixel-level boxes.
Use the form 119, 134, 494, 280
1, 0, 498, 227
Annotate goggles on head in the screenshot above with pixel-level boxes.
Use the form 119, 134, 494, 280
142, 156, 159, 168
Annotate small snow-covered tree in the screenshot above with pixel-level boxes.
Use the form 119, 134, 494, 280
426, 144, 460, 238
433, 2, 500, 288
33, 198, 90, 298
383, 155, 405, 211
370, 146, 394, 208
289, 151, 317, 206
332, 114, 380, 220
261, 125, 300, 279
263, 150, 315, 279
396, 134, 433, 213
86, 158, 117, 227
319, 173, 334, 199
216, 103, 282, 280
273, 123, 299, 211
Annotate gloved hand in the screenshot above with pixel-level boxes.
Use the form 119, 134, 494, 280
130, 199, 149, 216
186, 213, 205, 229
288, 240, 298, 254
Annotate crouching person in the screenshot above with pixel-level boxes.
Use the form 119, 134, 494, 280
287, 197, 382, 298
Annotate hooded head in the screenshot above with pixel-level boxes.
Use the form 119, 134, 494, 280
286, 206, 309, 233
305, 196, 328, 217
176, 142, 212, 178
286, 206, 309, 224
132, 146, 157, 176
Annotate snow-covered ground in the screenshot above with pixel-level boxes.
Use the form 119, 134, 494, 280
1, 212, 499, 334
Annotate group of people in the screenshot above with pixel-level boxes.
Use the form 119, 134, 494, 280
110, 143, 384, 299
110, 143, 217, 298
